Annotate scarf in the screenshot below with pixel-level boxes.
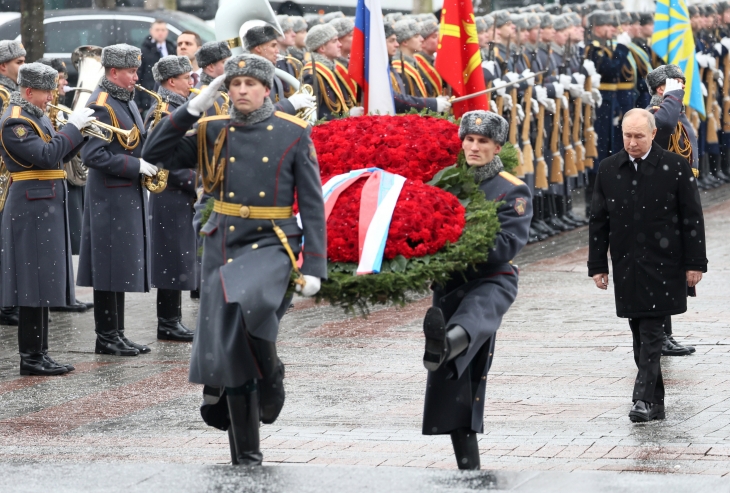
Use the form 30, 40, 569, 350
311, 53, 335, 72
229, 97, 274, 126
288, 47, 305, 62
158, 86, 187, 108
9, 92, 44, 119
200, 72, 214, 86
0, 74, 18, 92
471, 155, 504, 183
550, 42, 565, 57
100, 76, 134, 102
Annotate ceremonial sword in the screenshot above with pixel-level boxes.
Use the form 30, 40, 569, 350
449, 70, 548, 103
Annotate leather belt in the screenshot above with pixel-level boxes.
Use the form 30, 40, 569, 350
599, 83, 617, 91
213, 199, 292, 219
616, 82, 635, 90
11, 170, 67, 181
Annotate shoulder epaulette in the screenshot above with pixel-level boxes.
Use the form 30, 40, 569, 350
274, 111, 308, 128
198, 114, 231, 123
498, 171, 525, 186
10, 106, 20, 118
90, 92, 108, 106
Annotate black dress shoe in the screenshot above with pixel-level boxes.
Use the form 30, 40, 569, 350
668, 335, 695, 354
95, 333, 139, 356
50, 301, 88, 313
157, 317, 194, 342
119, 332, 151, 354
20, 355, 68, 376
661, 334, 692, 356
629, 400, 665, 422
43, 353, 75, 372
565, 210, 588, 226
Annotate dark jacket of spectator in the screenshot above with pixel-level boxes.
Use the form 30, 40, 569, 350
137, 35, 176, 110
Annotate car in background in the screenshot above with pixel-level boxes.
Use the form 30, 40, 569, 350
0, 8, 216, 87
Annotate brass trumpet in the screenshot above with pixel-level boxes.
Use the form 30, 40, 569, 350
295, 84, 317, 124
48, 103, 138, 146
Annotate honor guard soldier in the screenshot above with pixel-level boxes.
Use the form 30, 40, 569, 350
0, 39, 25, 326
393, 19, 431, 98
193, 41, 232, 116
244, 25, 314, 116
0, 63, 95, 375
415, 16, 443, 98
422, 111, 532, 470
78, 44, 155, 357
37, 57, 95, 314
645, 64, 699, 359
303, 24, 363, 119
384, 22, 450, 114
142, 54, 327, 466
329, 17, 359, 103
288, 16, 309, 63
145, 55, 198, 342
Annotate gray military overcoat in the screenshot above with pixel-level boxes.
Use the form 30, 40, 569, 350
423, 171, 532, 435
0, 102, 85, 306
142, 102, 327, 388
145, 98, 198, 291
77, 87, 151, 292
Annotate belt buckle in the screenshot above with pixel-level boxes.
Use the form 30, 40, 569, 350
239, 205, 250, 218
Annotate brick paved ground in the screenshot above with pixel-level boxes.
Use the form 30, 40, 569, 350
0, 187, 729, 478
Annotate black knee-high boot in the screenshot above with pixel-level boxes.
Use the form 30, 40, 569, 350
249, 336, 285, 424
157, 289, 193, 342
116, 292, 150, 353
226, 381, 263, 466
1, 305, 19, 326
19, 307, 67, 376
423, 307, 471, 372
41, 307, 75, 371
450, 428, 481, 470
94, 290, 138, 356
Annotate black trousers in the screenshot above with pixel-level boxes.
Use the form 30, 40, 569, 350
664, 316, 672, 336
628, 317, 665, 404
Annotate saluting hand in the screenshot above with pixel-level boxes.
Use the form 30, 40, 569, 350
593, 273, 609, 290
686, 270, 703, 288
188, 74, 226, 117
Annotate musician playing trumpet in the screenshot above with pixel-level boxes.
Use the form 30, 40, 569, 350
77, 44, 156, 357
0, 63, 95, 376
145, 55, 198, 343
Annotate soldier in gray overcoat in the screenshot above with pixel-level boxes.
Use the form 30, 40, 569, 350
0, 39, 26, 327
77, 44, 158, 357
145, 55, 197, 342
142, 54, 326, 466
422, 111, 532, 470
0, 63, 95, 375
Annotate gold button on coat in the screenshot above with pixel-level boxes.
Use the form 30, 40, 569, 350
267, 125, 273, 130
262, 157, 269, 162
239, 205, 250, 218
227, 258, 232, 263
259, 191, 265, 197
230, 127, 235, 131
252, 244, 258, 249
229, 225, 235, 231
230, 157, 236, 163
228, 192, 235, 198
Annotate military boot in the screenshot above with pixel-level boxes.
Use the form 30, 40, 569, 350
116, 292, 150, 354
227, 381, 263, 466
450, 428, 481, 470
157, 289, 193, 342
1, 306, 19, 326
41, 307, 74, 371
19, 307, 67, 376
93, 290, 139, 356
422, 307, 470, 372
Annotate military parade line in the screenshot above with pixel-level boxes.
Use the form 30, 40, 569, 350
0, 0, 722, 472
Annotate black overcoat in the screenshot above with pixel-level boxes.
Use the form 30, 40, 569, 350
588, 142, 708, 318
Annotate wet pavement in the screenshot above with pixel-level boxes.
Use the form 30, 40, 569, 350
0, 186, 729, 491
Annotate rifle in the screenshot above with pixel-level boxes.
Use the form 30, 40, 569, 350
506, 32, 525, 178
549, 95, 564, 184
723, 50, 730, 132
705, 59, 719, 145
560, 40, 577, 178
583, 73, 597, 169
534, 103, 549, 190
521, 84, 535, 177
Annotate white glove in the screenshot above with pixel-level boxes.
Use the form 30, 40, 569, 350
66, 107, 96, 130
569, 83, 583, 98
504, 72, 520, 83
701, 82, 708, 97
287, 92, 315, 111
664, 77, 683, 93
531, 98, 539, 114
722, 37, 730, 52
188, 74, 226, 116
696, 52, 709, 68
613, 116, 620, 126
492, 79, 508, 96
502, 93, 513, 111
560, 95, 569, 108
616, 32, 631, 47
435, 96, 452, 113
534, 85, 548, 104
718, 70, 725, 88
572, 73, 586, 87
544, 99, 556, 114
715, 42, 723, 57
582, 91, 595, 106
591, 73, 601, 89
482, 60, 496, 75
583, 59, 597, 76
552, 82, 564, 96
348, 106, 365, 117
295, 275, 321, 297
521, 69, 536, 86
516, 103, 525, 123
139, 159, 158, 177
709, 56, 717, 70
558, 74, 572, 88
591, 88, 603, 107
489, 99, 498, 113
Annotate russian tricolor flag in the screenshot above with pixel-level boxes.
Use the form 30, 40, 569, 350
349, 0, 395, 115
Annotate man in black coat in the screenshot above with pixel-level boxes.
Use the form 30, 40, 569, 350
138, 20, 176, 112
588, 108, 708, 423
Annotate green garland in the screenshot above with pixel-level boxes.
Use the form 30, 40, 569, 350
315, 151, 503, 314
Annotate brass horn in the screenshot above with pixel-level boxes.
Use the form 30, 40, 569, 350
48, 103, 139, 145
